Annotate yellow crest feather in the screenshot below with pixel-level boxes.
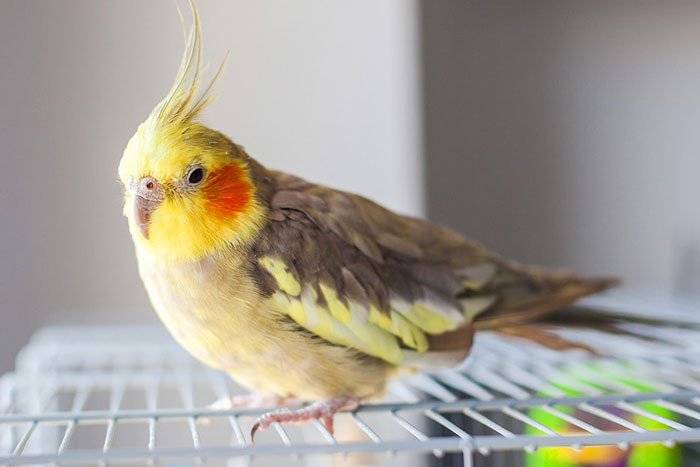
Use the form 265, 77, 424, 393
145, 0, 227, 137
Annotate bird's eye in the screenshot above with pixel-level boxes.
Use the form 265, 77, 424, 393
186, 166, 205, 185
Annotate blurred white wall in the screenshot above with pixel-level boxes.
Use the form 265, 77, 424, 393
423, 2, 700, 298
0, 0, 422, 373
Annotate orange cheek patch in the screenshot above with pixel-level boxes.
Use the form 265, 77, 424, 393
203, 163, 252, 218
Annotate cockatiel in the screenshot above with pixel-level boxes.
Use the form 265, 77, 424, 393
118, 2, 616, 437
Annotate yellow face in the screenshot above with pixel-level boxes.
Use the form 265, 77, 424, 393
118, 122, 266, 262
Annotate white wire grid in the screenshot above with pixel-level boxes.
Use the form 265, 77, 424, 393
1, 294, 700, 466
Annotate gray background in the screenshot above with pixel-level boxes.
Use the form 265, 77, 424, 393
2, 0, 700, 374
424, 1, 700, 292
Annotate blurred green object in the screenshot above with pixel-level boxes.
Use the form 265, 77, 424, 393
525, 362, 680, 467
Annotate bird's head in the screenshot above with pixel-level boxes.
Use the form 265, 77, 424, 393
118, 2, 266, 262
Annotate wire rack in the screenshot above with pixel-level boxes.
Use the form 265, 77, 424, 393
2, 293, 700, 466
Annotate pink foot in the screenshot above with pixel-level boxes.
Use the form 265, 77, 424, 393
251, 396, 360, 440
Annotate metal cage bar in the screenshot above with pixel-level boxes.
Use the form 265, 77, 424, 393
1, 293, 700, 465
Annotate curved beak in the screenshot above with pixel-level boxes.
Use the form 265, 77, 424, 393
129, 176, 163, 240
133, 194, 160, 239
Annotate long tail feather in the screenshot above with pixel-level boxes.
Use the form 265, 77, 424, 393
474, 268, 619, 330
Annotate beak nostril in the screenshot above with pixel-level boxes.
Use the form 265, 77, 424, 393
138, 177, 158, 193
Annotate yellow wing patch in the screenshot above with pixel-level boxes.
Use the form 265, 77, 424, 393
389, 310, 429, 352
368, 305, 393, 329
319, 282, 352, 323
260, 255, 494, 365
367, 304, 428, 352
397, 299, 463, 335
269, 290, 404, 364
258, 256, 301, 296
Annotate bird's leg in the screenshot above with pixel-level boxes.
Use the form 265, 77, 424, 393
251, 396, 360, 440
208, 393, 302, 410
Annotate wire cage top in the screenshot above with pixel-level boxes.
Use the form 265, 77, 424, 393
2, 293, 700, 466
